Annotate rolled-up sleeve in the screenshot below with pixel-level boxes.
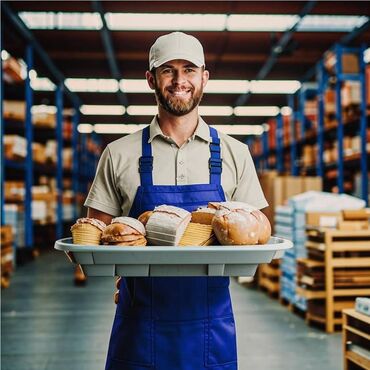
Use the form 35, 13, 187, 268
84, 147, 122, 216
231, 146, 268, 210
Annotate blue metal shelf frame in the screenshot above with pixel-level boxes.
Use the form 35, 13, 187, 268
24, 45, 34, 248
56, 84, 64, 239
276, 113, 284, 173
72, 107, 80, 220
334, 44, 368, 204
316, 62, 326, 178
262, 129, 269, 171
288, 94, 299, 176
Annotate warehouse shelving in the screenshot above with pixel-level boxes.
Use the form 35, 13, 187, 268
253, 44, 369, 206
0, 13, 93, 263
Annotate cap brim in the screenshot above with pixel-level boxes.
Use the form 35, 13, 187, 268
151, 53, 204, 70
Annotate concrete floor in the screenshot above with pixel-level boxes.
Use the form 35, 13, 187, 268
1, 249, 342, 370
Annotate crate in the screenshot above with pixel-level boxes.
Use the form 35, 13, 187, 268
1, 225, 14, 288
342, 309, 370, 370
297, 228, 370, 333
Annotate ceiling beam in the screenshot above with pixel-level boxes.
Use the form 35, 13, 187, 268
1, 1, 82, 107
234, 0, 317, 107
91, 0, 128, 107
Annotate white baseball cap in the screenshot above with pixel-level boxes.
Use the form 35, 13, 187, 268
149, 32, 205, 70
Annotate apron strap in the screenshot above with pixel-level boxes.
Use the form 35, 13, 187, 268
208, 126, 222, 185
139, 125, 222, 186
139, 125, 154, 186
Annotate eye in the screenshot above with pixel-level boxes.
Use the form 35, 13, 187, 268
161, 68, 173, 74
185, 68, 195, 73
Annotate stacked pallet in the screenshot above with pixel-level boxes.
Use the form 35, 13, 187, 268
342, 308, 370, 370
258, 260, 280, 297
296, 227, 370, 333
1, 225, 14, 288
276, 204, 308, 311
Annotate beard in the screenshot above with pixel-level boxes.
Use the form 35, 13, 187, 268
154, 80, 204, 116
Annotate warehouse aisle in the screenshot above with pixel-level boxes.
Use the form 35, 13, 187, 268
1, 251, 341, 370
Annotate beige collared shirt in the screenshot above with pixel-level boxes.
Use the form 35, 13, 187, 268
84, 116, 268, 216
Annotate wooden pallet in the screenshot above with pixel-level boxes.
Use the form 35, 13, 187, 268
299, 228, 370, 333
342, 309, 370, 370
258, 260, 280, 298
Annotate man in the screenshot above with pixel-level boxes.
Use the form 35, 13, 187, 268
85, 31, 268, 370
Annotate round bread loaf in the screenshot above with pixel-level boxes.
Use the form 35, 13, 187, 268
251, 210, 271, 244
212, 208, 260, 245
138, 210, 153, 226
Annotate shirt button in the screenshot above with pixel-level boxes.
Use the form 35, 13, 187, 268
179, 160, 184, 165
179, 174, 185, 180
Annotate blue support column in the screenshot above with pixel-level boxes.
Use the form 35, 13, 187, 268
55, 84, 64, 239
334, 45, 344, 193
72, 107, 80, 219
359, 45, 369, 205
276, 114, 284, 173
0, 31, 4, 225
262, 128, 269, 171
288, 95, 298, 176
25, 45, 34, 248
316, 61, 325, 178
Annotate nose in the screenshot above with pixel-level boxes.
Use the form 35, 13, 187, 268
172, 70, 186, 85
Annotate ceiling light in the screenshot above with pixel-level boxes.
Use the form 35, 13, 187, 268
1, 50, 10, 61
227, 14, 298, 32
93, 124, 148, 134
80, 105, 125, 115
18, 12, 368, 33
249, 80, 301, 94
106, 13, 226, 31
364, 48, 370, 64
120, 79, 151, 93
77, 124, 93, 133
212, 125, 264, 135
127, 105, 157, 116
205, 80, 249, 94
280, 106, 292, 116
65, 78, 119, 92
30, 77, 56, 91
298, 15, 369, 32
234, 106, 280, 116
199, 106, 233, 116
19, 12, 102, 30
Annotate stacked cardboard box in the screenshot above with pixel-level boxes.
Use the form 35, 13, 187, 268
258, 172, 322, 233
3, 135, 27, 160
1, 225, 14, 288
4, 204, 25, 248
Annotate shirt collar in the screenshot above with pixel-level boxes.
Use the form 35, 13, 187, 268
148, 115, 211, 143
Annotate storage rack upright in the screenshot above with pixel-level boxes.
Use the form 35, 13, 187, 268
316, 44, 369, 205
1, 4, 83, 260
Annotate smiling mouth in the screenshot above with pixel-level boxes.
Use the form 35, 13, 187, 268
167, 89, 192, 97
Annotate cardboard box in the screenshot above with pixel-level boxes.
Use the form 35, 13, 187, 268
3, 57, 23, 84
324, 51, 360, 74
306, 212, 341, 227
1, 225, 13, 245
3, 100, 26, 121
3, 135, 27, 160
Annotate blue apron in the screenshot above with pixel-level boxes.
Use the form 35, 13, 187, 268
105, 126, 237, 370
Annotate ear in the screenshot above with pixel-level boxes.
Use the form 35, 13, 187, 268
146, 70, 156, 90
202, 69, 209, 89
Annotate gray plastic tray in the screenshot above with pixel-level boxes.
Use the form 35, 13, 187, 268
54, 236, 292, 277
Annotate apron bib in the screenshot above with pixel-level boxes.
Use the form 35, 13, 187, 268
105, 126, 237, 370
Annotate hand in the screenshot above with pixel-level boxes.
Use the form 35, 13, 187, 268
114, 277, 121, 304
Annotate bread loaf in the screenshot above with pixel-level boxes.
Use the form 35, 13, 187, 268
191, 207, 216, 225
145, 205, 191, 246
211, 201, 271, 245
